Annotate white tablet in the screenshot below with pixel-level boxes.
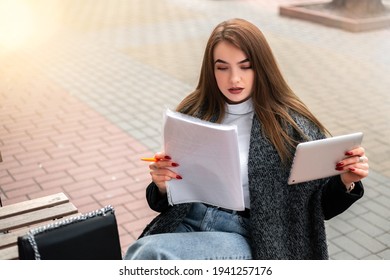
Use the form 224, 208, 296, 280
288, 132, 364, 185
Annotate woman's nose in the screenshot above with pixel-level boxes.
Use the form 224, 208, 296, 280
230, 71, 241, 84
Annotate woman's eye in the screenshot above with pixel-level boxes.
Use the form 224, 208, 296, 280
216, 67, 228, 71
241, 65, 252, 70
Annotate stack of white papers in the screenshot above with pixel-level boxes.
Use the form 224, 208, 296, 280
163, 109, 245, 211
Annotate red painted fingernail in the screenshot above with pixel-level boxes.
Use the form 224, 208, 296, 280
171, 162, 179, 167
164, 155, 172, 160
336, 162, 344, 167
345, 151, 353, 156
176, 175, 182, 180
349, 168, 356, 172
335, 167, 344, 171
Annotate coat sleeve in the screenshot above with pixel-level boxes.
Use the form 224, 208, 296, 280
321, 175, 364, 220
146, 182, 170, 212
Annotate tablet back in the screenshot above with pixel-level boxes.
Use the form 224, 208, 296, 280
288, 132, 363, 185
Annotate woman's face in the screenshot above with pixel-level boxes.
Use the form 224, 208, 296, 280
213, 41, 254, 104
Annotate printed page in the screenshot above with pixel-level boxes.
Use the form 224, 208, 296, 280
164, 109, 245, 211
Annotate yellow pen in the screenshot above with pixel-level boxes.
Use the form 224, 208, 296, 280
140, 157, 158, 162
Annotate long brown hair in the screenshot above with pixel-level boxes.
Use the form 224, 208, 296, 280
176, 18, 329, 163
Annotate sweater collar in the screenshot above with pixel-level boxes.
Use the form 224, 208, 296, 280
226, 98, 254, 115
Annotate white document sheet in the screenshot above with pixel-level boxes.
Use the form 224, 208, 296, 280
163, 109, 245, 211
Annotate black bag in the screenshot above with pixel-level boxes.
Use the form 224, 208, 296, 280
17, 205, 122, 260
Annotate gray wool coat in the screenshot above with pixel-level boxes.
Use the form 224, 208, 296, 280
138, 112, 364, 259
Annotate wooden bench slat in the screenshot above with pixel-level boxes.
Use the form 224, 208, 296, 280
0, 229, 26, 249
0, 245, 18, 260
0, 192, 69, 219
0, 212, 82, 260
0, 193, 80, 260
0, 203, 78, 232
0, 213, 82, 249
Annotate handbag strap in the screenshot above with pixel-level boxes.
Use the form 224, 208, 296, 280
26, 205, 115, 260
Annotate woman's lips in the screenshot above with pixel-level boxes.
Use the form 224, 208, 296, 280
228, 87, 244, 94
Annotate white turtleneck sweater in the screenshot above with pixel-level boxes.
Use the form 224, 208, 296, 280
222, 98, 254, 209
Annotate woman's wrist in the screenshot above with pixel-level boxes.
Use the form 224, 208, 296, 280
341, 177, 356, 193
345, 182, 355, 193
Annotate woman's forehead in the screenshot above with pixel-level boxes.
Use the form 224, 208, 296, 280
213, 41, 248, 63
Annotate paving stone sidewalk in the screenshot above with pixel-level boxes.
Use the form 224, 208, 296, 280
0, 0, 389, 259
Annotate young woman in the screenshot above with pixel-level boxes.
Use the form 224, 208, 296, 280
124, 18, 369, 260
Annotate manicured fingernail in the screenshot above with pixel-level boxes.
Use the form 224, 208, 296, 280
335, 167, 344, 171
171, 162, 179, 167
176, 175, 182, 180
164, 155, 172, 160
349, 168, 356, 172
336, 162, 344, 167
345, 151, 353, 156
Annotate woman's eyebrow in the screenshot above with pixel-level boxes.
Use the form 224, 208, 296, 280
214, 58, 250, 64
214, 59, 228, 64
238, 58, 250, 64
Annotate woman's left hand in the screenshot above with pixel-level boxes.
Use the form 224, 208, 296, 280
336, 146, 369, 189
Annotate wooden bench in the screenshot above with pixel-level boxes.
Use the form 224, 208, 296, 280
0, 192, 79, 260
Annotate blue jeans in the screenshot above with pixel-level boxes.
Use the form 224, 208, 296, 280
124, 203, 252, 260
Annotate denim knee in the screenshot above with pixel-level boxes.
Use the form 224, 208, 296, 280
124, 235, 176, 260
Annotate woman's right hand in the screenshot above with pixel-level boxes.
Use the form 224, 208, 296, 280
148, 152, 182, 194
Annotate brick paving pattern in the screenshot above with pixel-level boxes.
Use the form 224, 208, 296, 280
1, 0, 389, 259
